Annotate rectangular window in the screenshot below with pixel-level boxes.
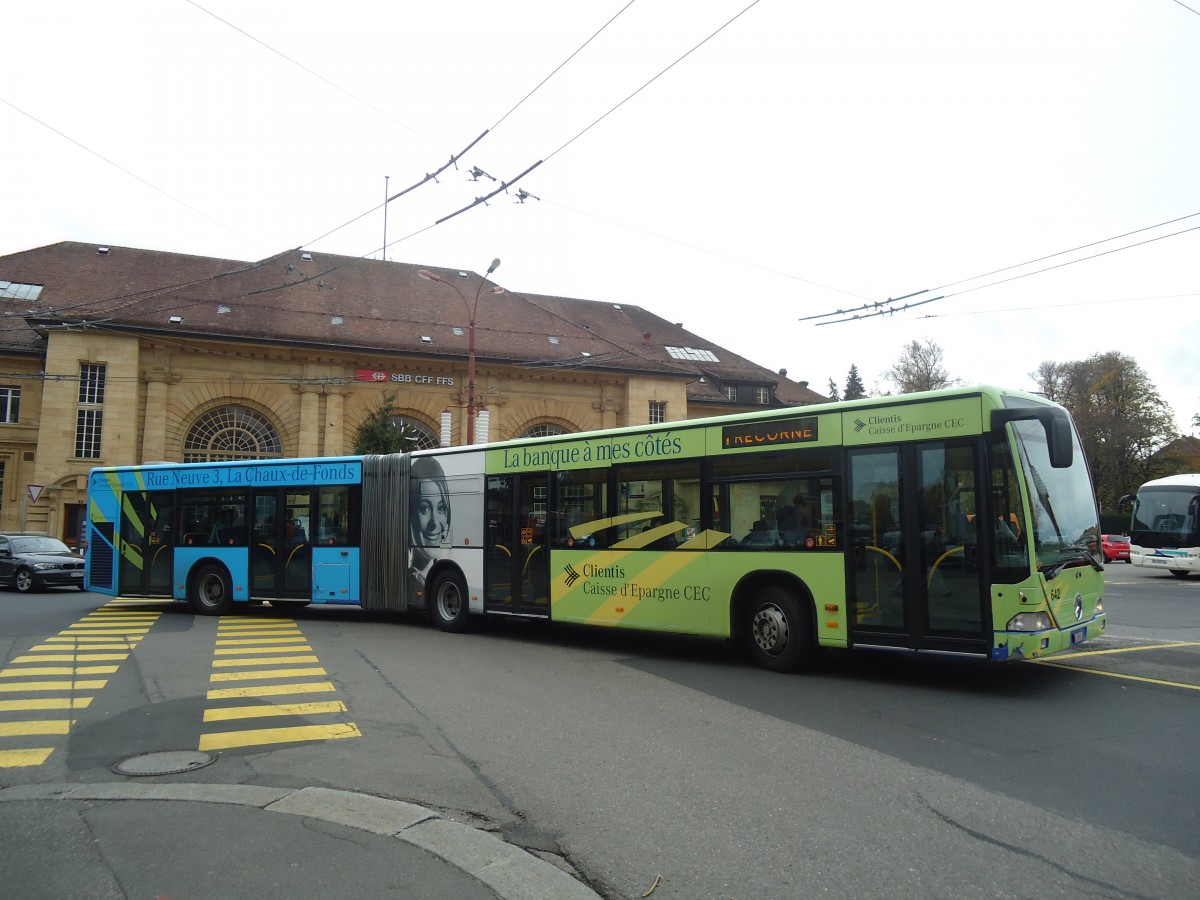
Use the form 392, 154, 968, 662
75, 410, 104, 459
648, 401, 666, 424
79, 363, 106, 404
0, 281, 43, 301
552, 469, 609, 548
723, 385, 737, 402
0, 387, 19, 424
614, 459, 702, 549
757, 386, 771, 405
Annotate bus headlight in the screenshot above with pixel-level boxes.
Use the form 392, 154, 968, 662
1095, 598, 1104, 614
1007, 612, 1053, 632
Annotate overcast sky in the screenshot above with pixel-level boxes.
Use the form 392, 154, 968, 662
4, 1, 1197, 434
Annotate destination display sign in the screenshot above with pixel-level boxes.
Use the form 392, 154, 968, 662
721, 416, 818, 449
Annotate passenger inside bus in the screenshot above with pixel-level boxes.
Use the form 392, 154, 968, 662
742, 520, 776, 546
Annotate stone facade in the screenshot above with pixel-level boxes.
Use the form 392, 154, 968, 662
0, 242, 827, 545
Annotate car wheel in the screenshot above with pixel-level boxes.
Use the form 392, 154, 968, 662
14, 568, 36, 593
1103, 554, 1111, 564
190, 563, 234, 615
428, 570, 471, 633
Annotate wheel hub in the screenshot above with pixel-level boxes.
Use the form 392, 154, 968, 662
752, 603, 789, 655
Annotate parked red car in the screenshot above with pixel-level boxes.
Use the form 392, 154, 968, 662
1101, 534, 1131, 564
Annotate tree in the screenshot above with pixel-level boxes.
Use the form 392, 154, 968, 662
1030, 351, 1178, 511
826, 378, 840, 402
352, 392, 423, 454
843, 364, 866, 400
884, 339, 957, 393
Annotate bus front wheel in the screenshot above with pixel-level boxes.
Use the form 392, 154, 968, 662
747, 587, 814, 673
1169, 569, 1192, 579
429, 570, 471, 633
190, 564, 233, 616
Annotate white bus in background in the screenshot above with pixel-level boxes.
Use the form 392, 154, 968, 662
1123, 473, 1200, 578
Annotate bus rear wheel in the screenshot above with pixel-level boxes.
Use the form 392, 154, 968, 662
429, 570, 471, 633
190, 564, 233, 616
747, 586, 814, 673
1169, 569, 1192, 579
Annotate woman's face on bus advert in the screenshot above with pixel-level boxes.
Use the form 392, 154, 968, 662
414, 479, 449, 546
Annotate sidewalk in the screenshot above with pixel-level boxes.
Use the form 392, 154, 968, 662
0, 782, 602, 900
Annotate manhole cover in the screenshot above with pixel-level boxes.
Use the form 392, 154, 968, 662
112, 750, 216, 776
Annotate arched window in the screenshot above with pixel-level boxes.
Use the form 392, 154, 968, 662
388, 416, 439, 450
522, 423, 569, 439
184, 405, 282, 462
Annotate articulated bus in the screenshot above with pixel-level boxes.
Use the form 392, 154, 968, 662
85, 385, 1106, 671
1124, 473, 1200, 577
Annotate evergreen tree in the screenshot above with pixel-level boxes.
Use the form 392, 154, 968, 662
352, 392, 422, 454
826, 378, 840, 401
843, 364, 866, 400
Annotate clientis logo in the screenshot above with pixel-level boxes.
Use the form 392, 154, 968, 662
722, 416, 818, 449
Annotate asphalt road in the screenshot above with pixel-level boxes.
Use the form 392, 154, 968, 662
2, 567, 1198, 899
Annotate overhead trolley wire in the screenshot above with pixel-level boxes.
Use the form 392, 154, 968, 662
803, 212, 1200, 325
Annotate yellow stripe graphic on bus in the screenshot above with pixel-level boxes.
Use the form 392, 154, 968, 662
585, 552, 702, 626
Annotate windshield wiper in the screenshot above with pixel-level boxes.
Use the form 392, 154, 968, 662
1043, 543, 1102, 579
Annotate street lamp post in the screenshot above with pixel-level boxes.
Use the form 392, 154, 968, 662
417, 258, 502, 445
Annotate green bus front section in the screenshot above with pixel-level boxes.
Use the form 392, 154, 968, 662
484, 386, 1107, 662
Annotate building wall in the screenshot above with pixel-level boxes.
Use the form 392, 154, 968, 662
20, 330, 693, 542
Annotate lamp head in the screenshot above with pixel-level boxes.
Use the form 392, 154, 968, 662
486, 258, 501, 275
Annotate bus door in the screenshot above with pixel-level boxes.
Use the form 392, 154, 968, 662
484, 474, 550, 617
117, 490, 174, 595
250, 489, 313, 599
847, 443, 988, 655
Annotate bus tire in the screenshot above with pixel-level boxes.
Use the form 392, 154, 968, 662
429, 570, 471, 633
747, 586, 814, 673
190, 563, 234, 616
1169, 569, 1192, 579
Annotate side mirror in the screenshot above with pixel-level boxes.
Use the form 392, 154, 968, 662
990, 406, 1074, 468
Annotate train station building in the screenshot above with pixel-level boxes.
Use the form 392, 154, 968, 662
0, 241, 826, 544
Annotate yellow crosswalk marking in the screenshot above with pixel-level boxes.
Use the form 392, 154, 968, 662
0, 680, 108, 692
214, 645, 313, 654
10, 654, 129, 663
206, 681, 336, 700
0, 697, 93, 711
211, 655, 318, 667
0, 747, 55, 767
199, 722, 361, 751
203, 701, 347, 722
0, 720, 73, 736
1, 666, 119, 677
209, 667, 327, 682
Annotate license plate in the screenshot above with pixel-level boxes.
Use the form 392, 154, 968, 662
1071, 628, 1087, 645
70, 571, 83, 578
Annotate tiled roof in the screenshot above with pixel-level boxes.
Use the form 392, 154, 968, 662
1, 241, 828, 404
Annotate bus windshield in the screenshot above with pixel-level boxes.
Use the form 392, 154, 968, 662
1131, 484, 1200, 549
1009, 418, 1101, 572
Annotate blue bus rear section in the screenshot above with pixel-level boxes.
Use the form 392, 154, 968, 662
85, 454, 484, 617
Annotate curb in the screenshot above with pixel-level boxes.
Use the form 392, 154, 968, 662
0, 782, 601, 900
